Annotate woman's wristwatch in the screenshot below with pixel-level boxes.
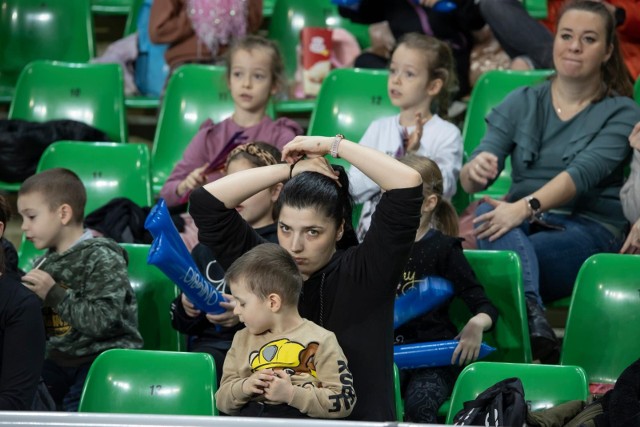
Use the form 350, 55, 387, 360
524, 195, 541, 221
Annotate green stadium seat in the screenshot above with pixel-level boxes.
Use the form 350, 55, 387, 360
91, 0, 133, 14
394, 363, 404, 422
121, 243, 185, 352
267, 0, 370, 83
561, 253, 640, 385
453, 250, 533, 364
446, 362, 588, 423
18, 141, 152, 271
78, 349, 217, 415
524, 0, 548, 19
634, 76, 640, 105
307, 68, 398, 170
0, 0, 95, 101
8, 61, 127, 143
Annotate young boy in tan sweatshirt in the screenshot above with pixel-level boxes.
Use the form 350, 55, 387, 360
215, 243, 356, 418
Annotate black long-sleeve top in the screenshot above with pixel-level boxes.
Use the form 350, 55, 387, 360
0, 272, 46, 410
394, 229, 498, 344
190, 184, 423, 421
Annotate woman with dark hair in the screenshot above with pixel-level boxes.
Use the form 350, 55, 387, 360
459, 0, 640, 363
190, 135, 423, 421
0, 245, 46, 410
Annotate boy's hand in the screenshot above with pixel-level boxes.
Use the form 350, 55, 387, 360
263, 369, 294, 404
22, 270, 56, 300
181, 293, 201, 317
177, 163, 208, 196
205, 293, 239, 327
451, 313, 492, 366
241, 369, 274, 396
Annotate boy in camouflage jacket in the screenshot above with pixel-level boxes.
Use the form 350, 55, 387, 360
18, 168, 143, 411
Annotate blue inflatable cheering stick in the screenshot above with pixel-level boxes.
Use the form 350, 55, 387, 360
145, 199, 226, 314
394, 340, 496, 369
394, 276, 454, 329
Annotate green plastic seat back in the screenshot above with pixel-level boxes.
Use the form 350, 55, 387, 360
634, 77, 640, 105
449, 250, 532, 363
523, 0, 548, 19
37, 141, 152, 213
463, 70, 553, 200
267, 0, 370, 81
446, 362, 588, 423
123, 0, 144, 36
120, 244, 184, 352
0, 0, 95, 91
393, 363, 404, 422
78, 349, 217, 415
17, 141, 153, 270
92, 0, 133, 15
308, 68, 399, 170
8, 61, 127, 142
561, 253, 640, 384
151, 64, 275, 195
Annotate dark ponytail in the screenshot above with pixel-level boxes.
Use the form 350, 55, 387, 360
273, 165, 358, 249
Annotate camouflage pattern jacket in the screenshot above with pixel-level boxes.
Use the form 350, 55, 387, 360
36, 237, 143, 362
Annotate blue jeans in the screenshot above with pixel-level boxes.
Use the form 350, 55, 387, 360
475, 203, 623, 305
479, 0, 554, 68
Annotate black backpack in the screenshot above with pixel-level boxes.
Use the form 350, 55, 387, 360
453, 377, 528, 426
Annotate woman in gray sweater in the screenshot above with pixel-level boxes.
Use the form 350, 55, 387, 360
459, 0, 640, 362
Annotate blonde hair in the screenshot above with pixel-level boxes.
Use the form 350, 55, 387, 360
400, 154, 459, 236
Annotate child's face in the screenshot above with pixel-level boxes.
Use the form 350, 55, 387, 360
277, 205, 343, 280
17, 191, 64, 250
228, 48, 276, 115
230, 278, 273, 335
388, 44, 433, 110
226, 157, 277, 228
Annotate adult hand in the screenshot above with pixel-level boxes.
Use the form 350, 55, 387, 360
620, 219, 640, 254
473, 197, 529, 242
451, 315, 488, 366
22, 269, 56, 300
288, 157, 340, 184
467, 152, 499, 187
177, 163, 208, 196
181, 293, 201, 317
404, 112, 429, 152
205, 293, 240, 328
263, 370, 294, 404
281, 135, 335, 161
630, 122, 640, 151
241, 369, 274, 396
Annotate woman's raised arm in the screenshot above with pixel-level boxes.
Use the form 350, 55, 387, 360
282, 135, 423, 190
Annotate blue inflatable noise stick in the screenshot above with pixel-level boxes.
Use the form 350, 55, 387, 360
394, 340, 496, 369
145, 199, 225, 314
394, 276, 454, 329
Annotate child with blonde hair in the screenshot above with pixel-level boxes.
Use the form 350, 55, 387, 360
349, 33, 463, 240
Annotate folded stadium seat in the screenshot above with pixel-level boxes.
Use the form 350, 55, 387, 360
78, 349, 217, 415
446, 361, 588, 423
91, 0, 133, 14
